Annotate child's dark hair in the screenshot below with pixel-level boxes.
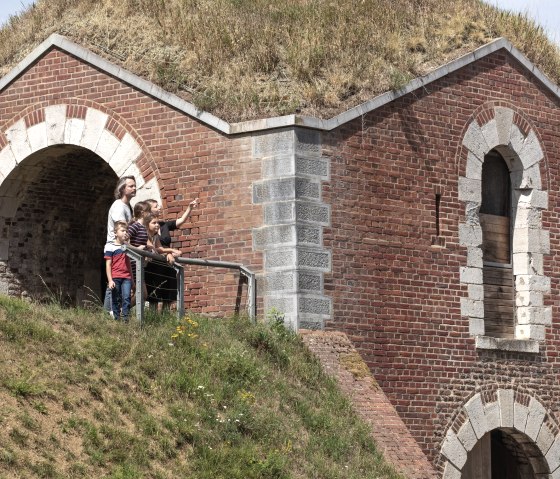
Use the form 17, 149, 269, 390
113, 221, 128, 233
133, 201, 150, 220
142, 213, 157, 227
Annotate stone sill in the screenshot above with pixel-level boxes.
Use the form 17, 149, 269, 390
475, 335, 539, 353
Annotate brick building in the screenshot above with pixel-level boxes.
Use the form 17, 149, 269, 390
1, 34, 560, 477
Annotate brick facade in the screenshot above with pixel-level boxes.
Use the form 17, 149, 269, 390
2, 35, 560, 476
322, 49, 560, 474
0, 48, 263, 313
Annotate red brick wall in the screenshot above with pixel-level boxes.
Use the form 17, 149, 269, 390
322, 50, 560, 468
0, 48, 263, 315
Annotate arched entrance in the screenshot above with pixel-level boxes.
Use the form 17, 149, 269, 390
464, 428, 549, 479
0, 144, 117, 304
441, 390, 559, 479
0, 103, 161, 304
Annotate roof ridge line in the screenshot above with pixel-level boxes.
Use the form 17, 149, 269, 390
1, 35, 558, 134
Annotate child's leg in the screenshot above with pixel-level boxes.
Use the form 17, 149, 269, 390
121, 279, 132, 322
111, 279, 122, 320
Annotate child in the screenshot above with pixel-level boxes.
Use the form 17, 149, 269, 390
127, 201, 151, 249
104, 221, 133, 321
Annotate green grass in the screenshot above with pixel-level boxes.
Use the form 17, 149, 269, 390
0, 295, 402, 479
0, 0, 558, 121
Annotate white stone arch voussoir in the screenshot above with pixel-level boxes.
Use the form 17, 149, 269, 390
0, 104, 161, 217
441, 390, 559, 478
458, 105, 550, 348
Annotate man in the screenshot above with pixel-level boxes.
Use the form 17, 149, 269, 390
106, 176, 136, 243
104, 176, 136, 311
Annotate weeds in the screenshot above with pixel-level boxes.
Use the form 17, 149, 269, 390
0, 296, 402, 478
0, 0, 558, 121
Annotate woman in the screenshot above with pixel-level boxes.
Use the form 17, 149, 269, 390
145, 198, 199, 309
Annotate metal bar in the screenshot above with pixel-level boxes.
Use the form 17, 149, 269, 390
124, 244, 256, 322
175, 263, 185, 319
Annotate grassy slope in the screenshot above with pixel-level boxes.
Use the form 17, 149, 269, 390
0, 0, 558, 121
0, 295, 402, 479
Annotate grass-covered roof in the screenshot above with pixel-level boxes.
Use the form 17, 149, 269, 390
1, 0, 559, 121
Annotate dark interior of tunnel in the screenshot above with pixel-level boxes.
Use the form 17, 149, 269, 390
2, 145, 117, 305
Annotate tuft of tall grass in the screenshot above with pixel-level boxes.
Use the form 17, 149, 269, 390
0, 0, 557, 121
0, 296, 403, 478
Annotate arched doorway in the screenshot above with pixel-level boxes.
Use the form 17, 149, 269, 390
464, 428, 549, 479
0, 144, 117, 304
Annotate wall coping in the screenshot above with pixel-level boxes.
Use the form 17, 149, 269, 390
1, 34, 559, 135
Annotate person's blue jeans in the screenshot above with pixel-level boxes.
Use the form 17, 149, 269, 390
111, 278, 132, 321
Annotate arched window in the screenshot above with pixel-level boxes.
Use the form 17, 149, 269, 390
480, 150, 514, 338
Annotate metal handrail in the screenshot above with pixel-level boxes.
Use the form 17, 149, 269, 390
123, 244, 256, 323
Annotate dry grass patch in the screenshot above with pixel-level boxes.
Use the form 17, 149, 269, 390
0, 0, 559, 121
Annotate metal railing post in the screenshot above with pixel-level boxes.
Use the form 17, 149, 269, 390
175, 263, 185, 319
135, 256, 144, 325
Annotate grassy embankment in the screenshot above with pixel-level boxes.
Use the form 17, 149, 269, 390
0, 295, 402, 479
0, 0, 558, 121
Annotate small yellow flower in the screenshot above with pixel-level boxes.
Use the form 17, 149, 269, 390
187, 333, 198, 339
171, 333, 179, 339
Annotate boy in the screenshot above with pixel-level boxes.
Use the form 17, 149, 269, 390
104, 221, 133, 321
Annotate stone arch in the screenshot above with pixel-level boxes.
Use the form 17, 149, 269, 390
457, 103, 550, 349
0, 103, 161, 302
440, 390, 560, 478
0, 102, 161, 211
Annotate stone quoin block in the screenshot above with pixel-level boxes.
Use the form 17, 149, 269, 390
109, 133, 142, 176
296, 225, 322, 245
525, 398, 547, 441
264, 202, 295, 224
497, 389, 514, 428
519, 129, 544, 170
262, 155, 296, 178
464, 395, 488, 439
27, 122, 47, 153
295, 177, 320, 200
457, 420, 477, 451
264, 271, 296, 292
253, 129, 294, 158
517, 189, 548, 209
80, 108, 109, 151
484, 402, 501, 431
264, 249, 296, 270
512, 228, 549, 254
253, 178, 296, 203
513, 207, 542, 229
295, 202, 330, 225
441, 430, 468, 470
536, 426, 555, 456
546, 437, 560, 473
461, 298, 483, 318
458, 177, 482, 203
5, 118, 31, 163
516, 290, 544, 307
95, 129, 120, 163
64, 117, 85, 146
513, 403, 529, 433
465, 151, 482, 180
512, 163, 542, 189
516, 275, 551, 293
460, 266, 483, 285
459, 224, 482, 247
517, 306, 552, 326
443, 462, 462, 479
494, 106, 514, 145
45, 104, 67, 145
466, 247, 483, 268
253, 224, 296, 249
513, 252, 543, 275
295, 155, 329, 179
298, 272, 322, 291
516, 324, 545, 341
299, 295, 331, 315
481, 118, 499, 150
297, 249, 331, 271
468, 284, 484, 301
294, 128, 321, 156
462, 121, 489, 160
469, 318, 485, 336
